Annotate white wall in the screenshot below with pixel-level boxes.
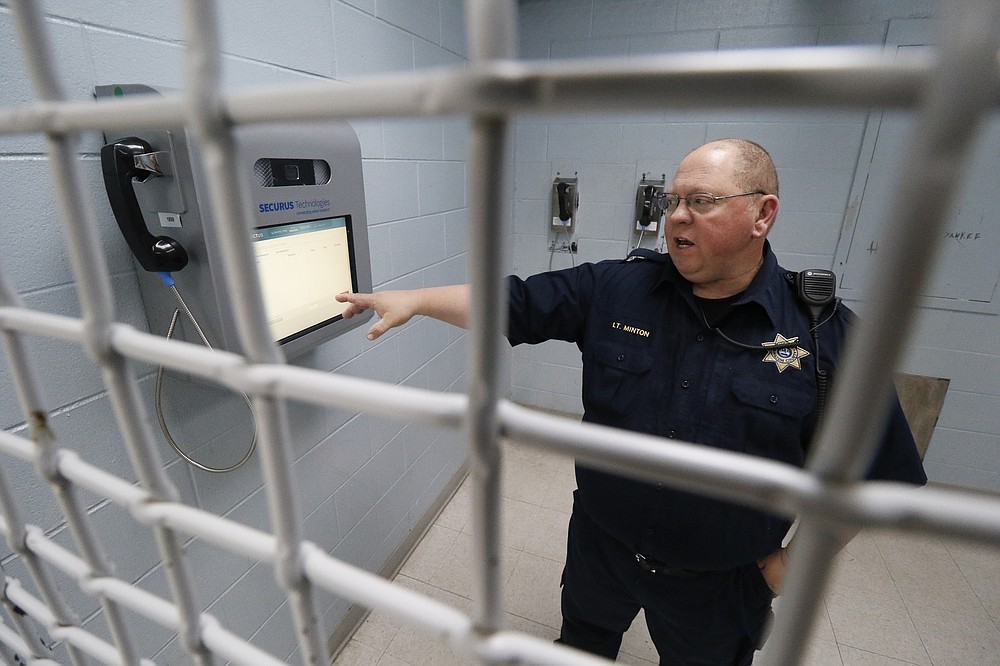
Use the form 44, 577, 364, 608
0, 1, 469, 661
510, 0, 1000, 494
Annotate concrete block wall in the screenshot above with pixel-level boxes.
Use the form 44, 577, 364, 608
510, 0, 1000, 494
0, 0, 469, 661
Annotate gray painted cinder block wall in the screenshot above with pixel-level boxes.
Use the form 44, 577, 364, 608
0, 0, 469, 661
510, 0, 1000, 494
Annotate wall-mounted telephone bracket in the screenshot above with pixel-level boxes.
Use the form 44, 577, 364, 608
548, 173, 578, 254
634, 174, 666, 234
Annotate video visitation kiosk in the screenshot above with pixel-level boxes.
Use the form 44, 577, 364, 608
96, 84, 374, 470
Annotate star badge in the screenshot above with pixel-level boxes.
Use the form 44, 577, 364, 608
762, 334, 810, 373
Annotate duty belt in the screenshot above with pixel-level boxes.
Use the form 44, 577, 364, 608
635, 553, 704, 577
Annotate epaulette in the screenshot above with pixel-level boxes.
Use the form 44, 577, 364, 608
625, 248, 670, 263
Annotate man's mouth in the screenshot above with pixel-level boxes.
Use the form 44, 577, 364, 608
674, 237, 694, 248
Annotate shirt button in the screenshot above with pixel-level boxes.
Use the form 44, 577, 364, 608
681, 380, 690, 389
667, 430, 676, 438
645, 528, 654, 536
769, 394, 779, 405
617, 353, 625, 362
696, 334, 705, 342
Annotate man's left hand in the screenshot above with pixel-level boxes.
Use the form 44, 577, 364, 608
756, 547, 789, 594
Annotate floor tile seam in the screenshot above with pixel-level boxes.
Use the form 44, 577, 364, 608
901, 595, 1000, 634
830, 640, 846, 666
824, 595, 928, 666
887, 577, 937, 666
419, 551, 526, 604
822, 598, 846, 661
949, 550, 998, 628
499, 492, 549, 508
517, 546, 567, 566
940, 539, 999, 572
870, 535, 942, 665
835, 643, 927, 666
397, 556, 453, 584
889, 570, 995, 623
405, 522, 463, 553
347, 633, 394, 661
501, 492, 553, 509
501, 606, 561, 632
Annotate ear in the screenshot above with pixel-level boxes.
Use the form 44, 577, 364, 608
751, 194, 779, 238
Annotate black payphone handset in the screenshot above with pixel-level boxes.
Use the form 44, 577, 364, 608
637, 184, 663, 228
556, 181, 574, 222
100, 137, 189, 273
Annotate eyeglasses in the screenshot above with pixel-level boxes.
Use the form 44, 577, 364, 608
658, 190, 766, 214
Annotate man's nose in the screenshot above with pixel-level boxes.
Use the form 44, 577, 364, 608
667, 201, 692, 223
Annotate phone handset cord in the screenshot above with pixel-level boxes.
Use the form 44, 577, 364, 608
154, 272, 257, 473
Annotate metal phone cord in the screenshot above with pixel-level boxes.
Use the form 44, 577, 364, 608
154, 284, 257, 473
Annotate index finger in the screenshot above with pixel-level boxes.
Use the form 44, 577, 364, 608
336, 291, 371, 306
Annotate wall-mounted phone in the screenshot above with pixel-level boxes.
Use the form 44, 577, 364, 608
632, 174, 665, 253
548, 174, 578, 254
96, 83, 373, 359
634, 174, 665, 233
101, 137, 189, 273
96, 83, 375, 471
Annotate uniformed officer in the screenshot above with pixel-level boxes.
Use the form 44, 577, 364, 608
336, 139, 927, 665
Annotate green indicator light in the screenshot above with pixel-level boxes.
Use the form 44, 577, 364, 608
114, 86, 124, 97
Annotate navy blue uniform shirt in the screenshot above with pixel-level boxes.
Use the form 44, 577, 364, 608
507, 241, 927, 571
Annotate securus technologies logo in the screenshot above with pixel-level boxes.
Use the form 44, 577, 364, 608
259, 201, 295, 213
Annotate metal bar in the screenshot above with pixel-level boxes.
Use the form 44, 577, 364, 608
5, 2, 140, 664
0, 282, 90, 666
177, 1, 326, 663
0, 307, 467, 428
464, 0, 517, 638
7, 3, 208, 660
763, 2, 1000, 665
0, 619, 33, 665
19, 525, 282, 666
1, 334, 997, 550
477, 631, 613, 666
301, 542, 473, 642
2, 47, 994, 137
3, 578, 148, 666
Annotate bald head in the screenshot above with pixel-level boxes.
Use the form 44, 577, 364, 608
687, 139, 779, 197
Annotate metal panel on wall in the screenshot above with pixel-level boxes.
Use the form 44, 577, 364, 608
836, 38, 1000, 313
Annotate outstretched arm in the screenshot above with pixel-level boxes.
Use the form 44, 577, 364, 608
336, 285, 470, 340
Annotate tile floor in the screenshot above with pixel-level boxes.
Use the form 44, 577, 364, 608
331, 441, 1000, 665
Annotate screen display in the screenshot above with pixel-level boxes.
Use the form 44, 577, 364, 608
252, 215, 356, 344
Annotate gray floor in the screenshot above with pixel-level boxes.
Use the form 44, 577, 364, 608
332, 442, 1000, 665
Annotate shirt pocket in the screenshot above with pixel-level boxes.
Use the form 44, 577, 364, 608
586, 341, 654, 418
728, 375, 814, 465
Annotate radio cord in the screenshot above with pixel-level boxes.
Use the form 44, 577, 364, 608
154, 273, 257, 473
701, 300, 839, 424
700, 300, 839, 352
807, 303, 840, 425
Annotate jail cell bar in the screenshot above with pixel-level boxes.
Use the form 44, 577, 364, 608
0, 1, 998, 666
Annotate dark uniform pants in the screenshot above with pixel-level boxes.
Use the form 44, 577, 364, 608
556, 501, 775, 666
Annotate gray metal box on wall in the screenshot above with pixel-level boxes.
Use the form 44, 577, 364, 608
96, 84, 373, 360
834, 36, 1000, 315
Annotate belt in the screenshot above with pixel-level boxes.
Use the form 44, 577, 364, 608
635, 553, 704, 577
